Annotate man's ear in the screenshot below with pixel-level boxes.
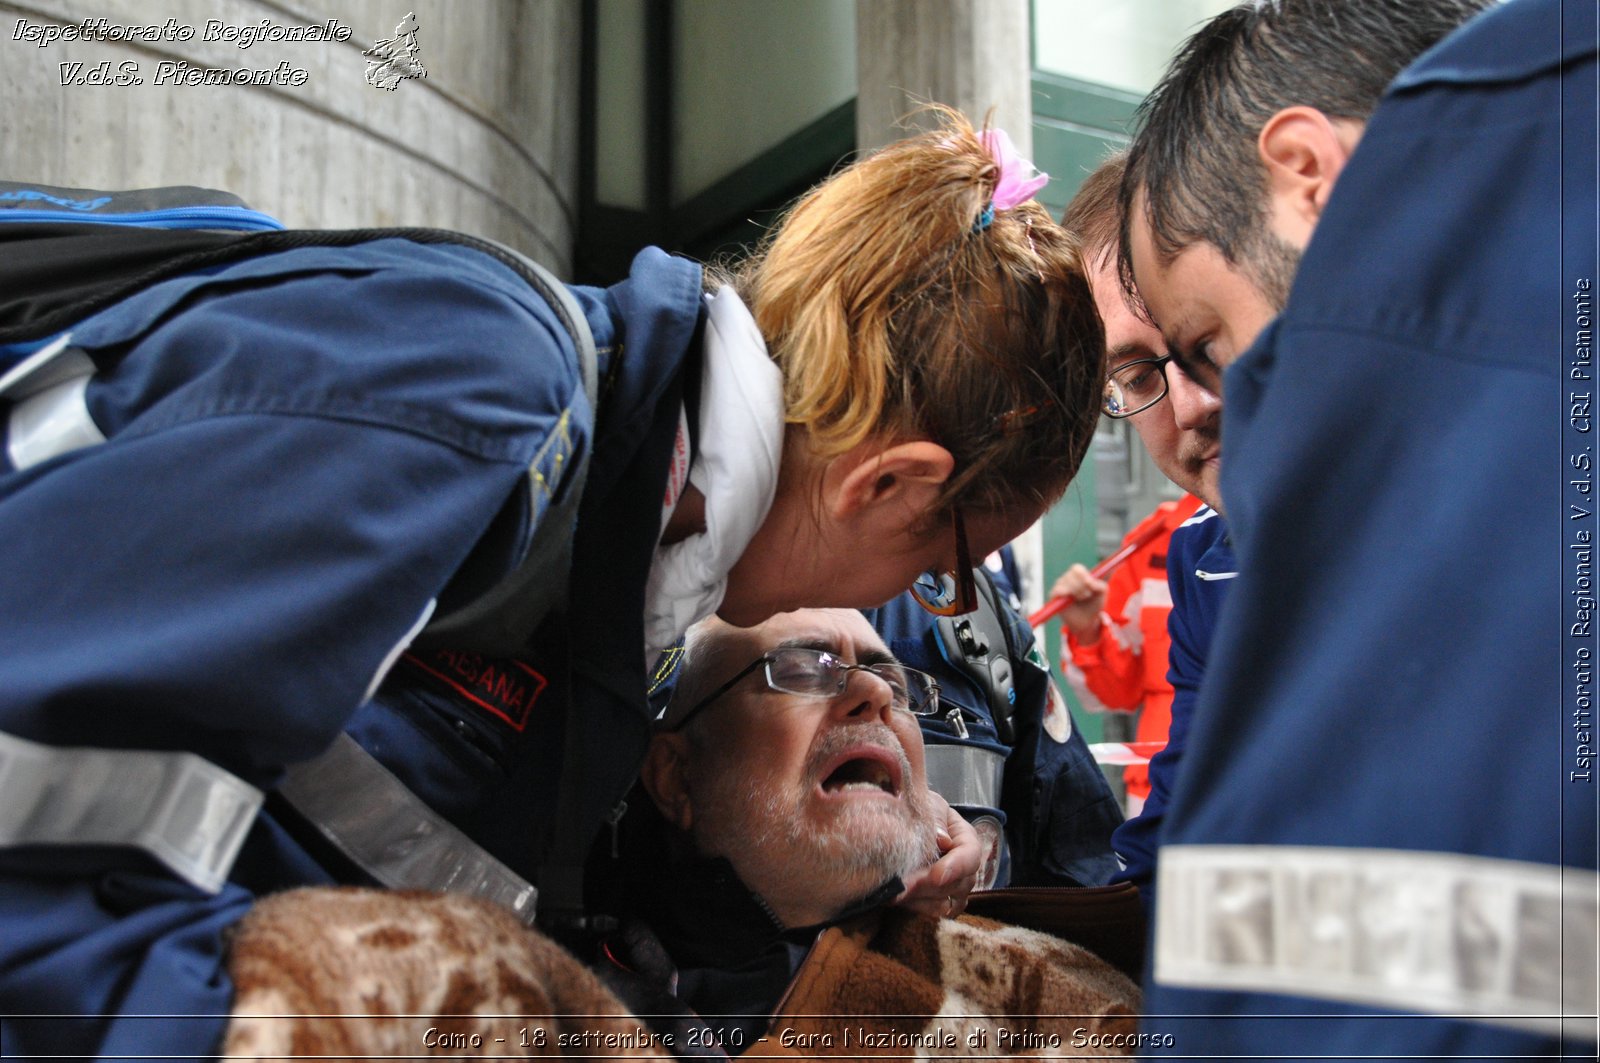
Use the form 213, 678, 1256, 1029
639, 734, 695, 831
1257, 107, 1362, 246
827, 440, 955, 521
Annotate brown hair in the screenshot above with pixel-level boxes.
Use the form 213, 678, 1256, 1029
1061, 151, 1126, 271
1118, 0, 1491, 301
720, 108, 1103, 518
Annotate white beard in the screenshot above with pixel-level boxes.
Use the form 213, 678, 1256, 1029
691, 722, 941, 921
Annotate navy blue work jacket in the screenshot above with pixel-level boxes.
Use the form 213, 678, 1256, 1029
0, 241, 703, 1059
866, 577, 1123, 889
1109, 506, 1232, 912
1142, 1, 1599, 1057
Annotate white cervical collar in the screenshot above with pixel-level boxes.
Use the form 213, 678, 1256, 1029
642, 286, 783, 665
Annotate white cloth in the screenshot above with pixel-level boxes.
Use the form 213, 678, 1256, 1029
642, 287, 784, 665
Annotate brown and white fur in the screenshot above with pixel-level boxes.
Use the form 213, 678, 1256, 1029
223, 888, 666, 1061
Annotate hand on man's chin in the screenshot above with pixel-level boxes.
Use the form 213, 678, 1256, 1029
887, 792, 980, 919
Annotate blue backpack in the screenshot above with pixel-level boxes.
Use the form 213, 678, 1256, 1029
0, 181, 596, 655
0, 181, 602, 927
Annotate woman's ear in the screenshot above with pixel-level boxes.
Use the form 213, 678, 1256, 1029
827, 440, 955, 521
639, 734, 694, 831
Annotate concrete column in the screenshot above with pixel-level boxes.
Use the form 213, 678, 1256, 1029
855, 0, 1044, 607
855, 0, 1033, 154
0, 0, 579, 273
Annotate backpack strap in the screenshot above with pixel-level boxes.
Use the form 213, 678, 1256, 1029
935, 568, 1020, 744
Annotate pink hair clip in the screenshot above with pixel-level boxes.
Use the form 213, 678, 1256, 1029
975, 128, 1049, 230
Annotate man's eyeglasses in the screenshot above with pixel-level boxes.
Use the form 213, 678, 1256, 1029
909, 508, 979, 617
666, 646, 941, 733
1102, 354, 1177, 418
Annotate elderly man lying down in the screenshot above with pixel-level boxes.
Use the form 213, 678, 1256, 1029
224, 609, 1139, 1060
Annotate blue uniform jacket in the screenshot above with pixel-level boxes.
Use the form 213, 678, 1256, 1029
0, 241, 704, 1058
1108, 506, 1232, 912
1143, 1, 1599, 1056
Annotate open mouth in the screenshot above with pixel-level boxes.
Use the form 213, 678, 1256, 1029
817, 747, 903, 798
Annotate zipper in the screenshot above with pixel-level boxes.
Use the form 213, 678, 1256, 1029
605, 798, 629, 859
0, 206, 285, 232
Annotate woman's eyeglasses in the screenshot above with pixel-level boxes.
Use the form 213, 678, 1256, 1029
910, 508, 979, 616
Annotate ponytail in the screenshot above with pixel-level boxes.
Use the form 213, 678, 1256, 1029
724, 107, 1103, 517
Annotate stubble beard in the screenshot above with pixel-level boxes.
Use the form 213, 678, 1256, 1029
1249, 228, 1301, 318
1178, 420, 1223, 509
1176, 228, 1297, 515
693, 722, 941, 919
1179, 423, 1221, 470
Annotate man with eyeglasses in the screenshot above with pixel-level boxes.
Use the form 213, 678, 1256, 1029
224, 609, 1142, 1056
592, 607, 1141, 1054
1045, 154, 1235, 914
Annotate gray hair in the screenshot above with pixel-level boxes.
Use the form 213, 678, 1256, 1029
659, 618, 737, 739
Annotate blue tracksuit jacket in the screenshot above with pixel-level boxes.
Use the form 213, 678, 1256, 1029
0, 238, 704, 1059
1109, 505, 1233, 913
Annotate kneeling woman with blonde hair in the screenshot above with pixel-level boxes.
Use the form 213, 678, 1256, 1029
0, 108, 1102, 1062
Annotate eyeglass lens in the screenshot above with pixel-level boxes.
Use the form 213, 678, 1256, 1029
765, 648, 934, 714
1103, 357, 1170, 417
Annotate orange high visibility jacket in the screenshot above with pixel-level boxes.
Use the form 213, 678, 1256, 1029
1060, 493, 1201, 799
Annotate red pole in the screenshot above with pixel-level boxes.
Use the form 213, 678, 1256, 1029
1027, 518, 1169, 627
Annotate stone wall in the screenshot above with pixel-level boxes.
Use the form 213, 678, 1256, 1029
0, 0, 578, 272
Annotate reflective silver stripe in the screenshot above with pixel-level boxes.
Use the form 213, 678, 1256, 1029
1139, 575, 1173, 608
923, 743, 1006, 809
0, 729, 262, 894
2, 335, 106, 470
1156, 845, 1600, 1038
278, 733, 538, 924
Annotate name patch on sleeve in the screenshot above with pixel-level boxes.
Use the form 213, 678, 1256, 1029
399, 649, 547, 732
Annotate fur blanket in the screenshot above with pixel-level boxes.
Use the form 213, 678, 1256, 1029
743, 908, 1141, 1059
223, 889, 669, 1061
222, 888, 1139, 1061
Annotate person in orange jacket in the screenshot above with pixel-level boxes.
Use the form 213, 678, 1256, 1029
1051, 494, 1200, 812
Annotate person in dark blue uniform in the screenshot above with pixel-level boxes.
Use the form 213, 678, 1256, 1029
1120, 0, 1597, 1056
1106, 503, 1232, 912
0, 113, 1108, 1059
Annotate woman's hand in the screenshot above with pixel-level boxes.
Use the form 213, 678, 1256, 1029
894, 792, 981, 918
